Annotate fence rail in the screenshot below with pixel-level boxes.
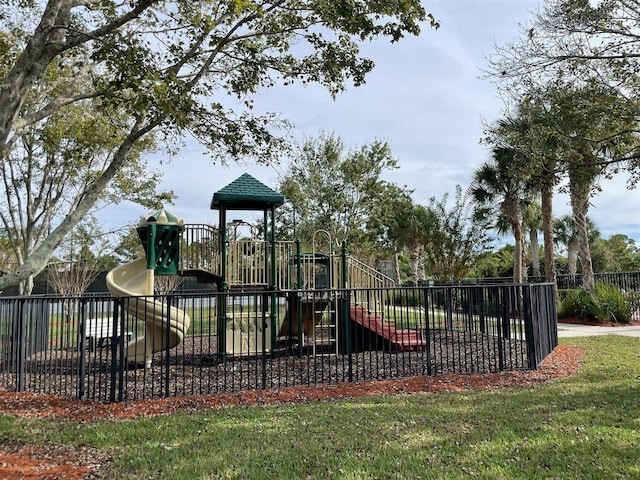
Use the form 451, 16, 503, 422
467, 271, 640, 291
0, 284, 557, 402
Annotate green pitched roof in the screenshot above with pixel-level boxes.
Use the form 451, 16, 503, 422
140, 207, 184, 226
210, 173, 285, 210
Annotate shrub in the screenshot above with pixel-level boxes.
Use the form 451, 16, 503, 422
595, 283, 632, 324
558, 288, 598, 320
558, 283, 632, 324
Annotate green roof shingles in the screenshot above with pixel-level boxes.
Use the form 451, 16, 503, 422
210, 173, 285, 210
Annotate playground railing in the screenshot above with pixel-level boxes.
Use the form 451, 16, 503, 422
180, 224, 220, 274
0, 283, 557, 402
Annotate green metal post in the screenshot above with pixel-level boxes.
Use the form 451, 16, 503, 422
269, 207, 277, 357
342, 241, 352, 373
296, 238, 303, 356
218, 205, 227, 363
146, 223, 157, 270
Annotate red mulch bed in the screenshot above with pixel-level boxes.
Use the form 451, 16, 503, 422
0, 343, 586, 480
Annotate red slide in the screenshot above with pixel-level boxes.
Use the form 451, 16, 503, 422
349, 306, 426, 351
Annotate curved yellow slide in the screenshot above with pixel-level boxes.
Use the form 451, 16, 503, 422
106, 258, 191, 367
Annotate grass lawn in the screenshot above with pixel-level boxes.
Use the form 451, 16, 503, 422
2, 336, 640, 479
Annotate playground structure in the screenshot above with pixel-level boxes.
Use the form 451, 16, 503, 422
106, 174, 425, 365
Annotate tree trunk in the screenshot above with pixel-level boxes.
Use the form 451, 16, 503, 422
529, 228, 541, 278
18, 276, 34, 296
512, 222, 524, 284
503, 195, 524, 284
394, 251, 401, 284
570, 184, 595, 293
567, 237, 579, 277
408, 243, 425, 283
569, 166, 595, 293
0, 2, 71, 151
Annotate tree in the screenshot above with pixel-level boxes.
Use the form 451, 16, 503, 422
486, 0, 640, 293
523, 202, 543, 278
472, 245, 517, 279
47, 260, 99, 296
154, 275, 184, 295
423, 186, 491, 284
46, 220, 115, 295
486, 0, 640, 113
484, 100, 562, 295
363, 185, 417, 283
553, 215, 579, 277
554, 215, 600, 276
0, 94, 171, 294
0, 1, 437, 292
471, 147, 534, 283
484, 74, 639, 294
113, 223, 147, 264
0, 230, 16, 273
547, 80, 638, 291
278, 132, 408, 258
591, 234, 640, 272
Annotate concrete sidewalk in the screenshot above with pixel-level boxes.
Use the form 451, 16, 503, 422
557, 322, 640, 338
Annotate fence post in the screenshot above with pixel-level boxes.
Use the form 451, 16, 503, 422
478, 286, 486, 334
115, 296, 126, 403
422, 287, 432, 376
165, 294, 172, 398
496, 286, 507, 371
16, 299, 27, 392
522, 285, 537, 369
109, 298, 121, 403
78, 298, 87, 399
262, 291, 268, 390
341, 242, 353, 382
296, 239, 303, 357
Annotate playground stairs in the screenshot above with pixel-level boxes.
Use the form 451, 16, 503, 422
349, 305, 427, 352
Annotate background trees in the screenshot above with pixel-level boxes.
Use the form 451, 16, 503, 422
591, 234, 640, 273
422, 186, 490, 284
277, 133, 407, 260
0, 0, 436, 292
484, 0, 640, 293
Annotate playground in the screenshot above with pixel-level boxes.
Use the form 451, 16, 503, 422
0, 174, 557, 403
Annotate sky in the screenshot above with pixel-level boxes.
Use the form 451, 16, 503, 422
103, 0, 640, 245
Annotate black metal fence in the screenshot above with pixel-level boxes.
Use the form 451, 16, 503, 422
555, 271, 640, 291
469, 271, 640, 291
0, 284, 557, 402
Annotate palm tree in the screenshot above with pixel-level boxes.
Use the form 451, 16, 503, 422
471, 147, 535, 283
554, 215, 600, 277
543, 80, 638, 292
487, 102, 562, 297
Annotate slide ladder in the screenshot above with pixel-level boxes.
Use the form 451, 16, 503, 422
312, 298, 338, 356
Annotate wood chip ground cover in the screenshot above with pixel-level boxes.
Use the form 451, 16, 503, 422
0, 344, 585, 479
